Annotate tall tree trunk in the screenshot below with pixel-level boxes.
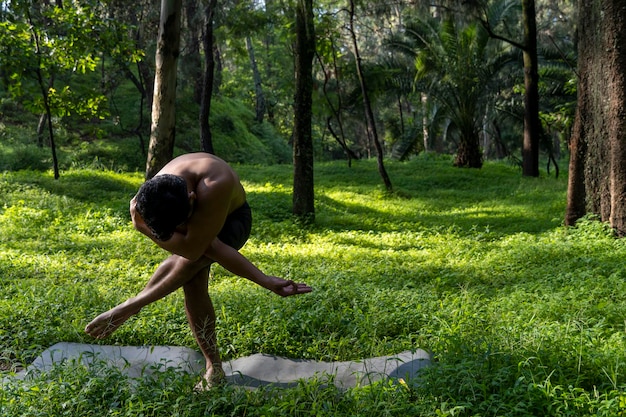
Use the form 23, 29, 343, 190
28, 11, 59, 179
37, 113, 47, 147
184, 0, 203, 104
263, 0, 275, 125
246, 36, 267, 123
200, 0, 217, 154
421, 93, 429, 153
477, 1, 541, 175
137, 61, 154, 116
348, 0, 392, 192
36, 75, 59, 179
315, 47, 357, 166
213, 45, 223, 95
521, 0, 540, 177
566, 0, 626, 235
146, 0, 182, 179
292, 0, 316, 220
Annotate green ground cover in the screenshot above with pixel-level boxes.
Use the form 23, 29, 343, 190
2, 157, 626, 416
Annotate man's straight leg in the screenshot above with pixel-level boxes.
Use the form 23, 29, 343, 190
85, 255, 212, 339
183, 268, 224, 388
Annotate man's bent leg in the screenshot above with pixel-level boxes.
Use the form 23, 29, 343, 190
182, 268, 224, 389
85, 255, 213, 339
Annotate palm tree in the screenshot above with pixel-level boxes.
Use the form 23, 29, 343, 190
389, 16, 513, 168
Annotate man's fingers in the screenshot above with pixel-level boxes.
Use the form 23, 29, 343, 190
284, 281, 312, 294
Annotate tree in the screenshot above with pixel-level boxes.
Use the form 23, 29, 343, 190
106, 0, 157, 157
565, 0, 626, 235
246, 35, 267, 124
0, 0, 139, 178
199, 0, 218, 154
315, 10, 358, 165
292, 0, 315, 220
390, 16, 512, 168
145, 0, 182, 179
182, 0, 203, 104
348, 0, 392, 190
520, 0, 539, 176
473, 0, 541, 176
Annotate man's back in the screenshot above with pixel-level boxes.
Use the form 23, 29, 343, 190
158, 153, 247, 217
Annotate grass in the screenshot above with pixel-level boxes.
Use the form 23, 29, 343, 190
2, 156, 626, 416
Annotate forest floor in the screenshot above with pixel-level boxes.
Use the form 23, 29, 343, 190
3, 157, 626, 416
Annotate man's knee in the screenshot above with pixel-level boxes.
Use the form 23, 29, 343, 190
168, 254, 211, 273
183, 267, 210, 292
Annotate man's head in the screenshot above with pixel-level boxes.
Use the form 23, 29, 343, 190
134, 174, 191, 241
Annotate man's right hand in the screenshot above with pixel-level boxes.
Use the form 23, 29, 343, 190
265, 276, 312, 297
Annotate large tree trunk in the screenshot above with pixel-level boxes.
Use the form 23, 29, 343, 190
521, 0, 540, 177
454, 133, 483, 168
566, 0, 626, 235
292, 0, 316, 220
146, 0, 182, 179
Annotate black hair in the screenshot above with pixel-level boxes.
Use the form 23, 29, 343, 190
134, 174, 190, 241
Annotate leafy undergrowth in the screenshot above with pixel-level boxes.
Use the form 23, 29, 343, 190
2, 157, 626, 416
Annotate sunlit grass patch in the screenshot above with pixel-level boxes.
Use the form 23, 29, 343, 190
4, 158, 626, 416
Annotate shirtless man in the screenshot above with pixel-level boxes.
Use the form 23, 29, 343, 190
84, 153, 312, 388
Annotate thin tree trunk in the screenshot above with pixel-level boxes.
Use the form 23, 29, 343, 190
477, 2, 540, 176
213, 45, 223, 95
348, 0, 392, 192
37, 77, 59, 179
200, 0, 217, 154
37, 113, 47, 147
315, 48, 357, 166
421, 93, 429, 152
246, 36, 267, 123
263, 0, 275, 125
146, 0, 182, 179
28, 11, 59, 178
115, 64, 148, 156
138, 60, 154, 118
184, 0, 203, 104
292, 0, 316, 220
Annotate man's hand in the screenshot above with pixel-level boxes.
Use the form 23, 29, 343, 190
203, 239, 312, 296
265, 276, 312, 297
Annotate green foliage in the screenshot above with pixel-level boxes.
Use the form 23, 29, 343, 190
201, 97, 291, 165
0, 123, 50, 170
0, 1, 139, 120
4, 158, 626, 415
387, 13, 518, 166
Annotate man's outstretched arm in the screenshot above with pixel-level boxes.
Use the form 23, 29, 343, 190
205, 239, 312, 297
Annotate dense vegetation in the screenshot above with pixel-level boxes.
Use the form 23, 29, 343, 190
0, 0, 576, 172
3, 156, 626, 416
2, 1, 621, 415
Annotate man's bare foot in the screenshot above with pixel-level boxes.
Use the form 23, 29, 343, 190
194, 364, 226, 391
84, 304, 140, 339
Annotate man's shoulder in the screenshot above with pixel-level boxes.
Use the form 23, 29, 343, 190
164, 154, 231, 177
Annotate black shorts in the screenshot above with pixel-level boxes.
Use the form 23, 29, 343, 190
217, 202, 252, 250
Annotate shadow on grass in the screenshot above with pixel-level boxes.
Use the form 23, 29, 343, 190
314, 193, 563, 238
1, 170, 140, 214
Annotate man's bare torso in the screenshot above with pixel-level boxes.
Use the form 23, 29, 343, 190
157, 153, 246, 216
